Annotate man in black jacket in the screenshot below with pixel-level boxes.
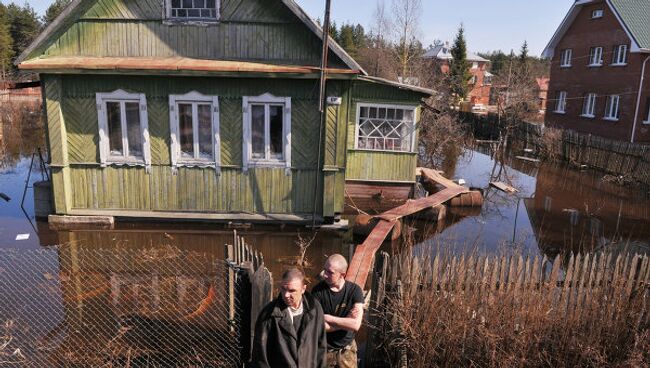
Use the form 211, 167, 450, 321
252, 268, 327, 368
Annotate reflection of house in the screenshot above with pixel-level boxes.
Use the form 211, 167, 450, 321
543, 0, 650, 143
524, 162, 650, 257
423, 43, 492, 106
17, 0, 432, 224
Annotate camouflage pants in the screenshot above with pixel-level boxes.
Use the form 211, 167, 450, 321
326, 340, 358, 368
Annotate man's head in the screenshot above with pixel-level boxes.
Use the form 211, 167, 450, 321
280, 268, 307, 309
323, 254, 348, 288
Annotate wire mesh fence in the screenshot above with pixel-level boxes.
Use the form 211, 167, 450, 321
0, 244, 247, 367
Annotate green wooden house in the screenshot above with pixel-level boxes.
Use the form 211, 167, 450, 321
18, 0, 432, 224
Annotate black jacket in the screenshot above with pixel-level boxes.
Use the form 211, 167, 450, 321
252, 292, 327, 368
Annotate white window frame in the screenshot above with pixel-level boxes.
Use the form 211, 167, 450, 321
165, 0, 221, 21
611, 44, 628, 66
96, 89, 151, 171
554, 91, 567, 114
354, 103, 418, 153
581, 93, 597, 118
560, 49, 572, 67
169, 91, 221, 174
471, 62, 479, 69
604, 95, 620, 121
469, 75, 477, 85
588, 47, 603, 67
645, 103, 650, 125
591, 9, 603, 19
242, 93, 292, 174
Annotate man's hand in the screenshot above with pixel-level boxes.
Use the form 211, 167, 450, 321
322, 304, 364, 333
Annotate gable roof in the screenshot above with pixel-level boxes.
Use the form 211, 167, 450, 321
423, 44, 488, 62
16, 0, 367, 75
542, 0, 650, 58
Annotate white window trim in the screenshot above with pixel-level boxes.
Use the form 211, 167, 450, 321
354, 102, 418, 154
560, 49, 572, 68
96, 89, 151, 172
604, 95, 620, 121
611, 44, 628, 66
242, 93, 292, 174
169, 91, 221, 174
164, 0, 221, 22
644, 106, 650, 125
554, 91, 567, 113
588, 47, 603, 67
591, 9, 603, 19
581, 93, 597, 118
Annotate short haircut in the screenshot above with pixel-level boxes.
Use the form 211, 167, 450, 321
325, 254, 348, 273
281, 268, 306, 285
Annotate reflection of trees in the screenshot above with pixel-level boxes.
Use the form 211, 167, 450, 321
0, 100, 44, 169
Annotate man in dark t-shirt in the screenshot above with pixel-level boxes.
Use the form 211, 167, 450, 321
312, 254, 364, 368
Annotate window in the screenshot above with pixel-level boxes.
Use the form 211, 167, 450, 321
581, 93, 597, 117
604, 95, 620, 120
167, 0, 220, 20
588, 47, 603, 66
483, 74, 493, 85
471, 62, 479, 69
169, 92, 220, 172
611, 44, 628, 65
96, 90, 150, 169
469, 75, 477, 84
555, 91, 567, 113
356, 103, 417, 152
242, 94, 291, 172
560, 49, 572, 67
645, 99, 650, 124
591, 9, 603, 19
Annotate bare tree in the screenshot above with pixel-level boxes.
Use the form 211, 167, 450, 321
391, 0, 422, 78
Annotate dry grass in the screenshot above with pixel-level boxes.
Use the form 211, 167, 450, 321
538, 126, 563, 161
370, 250, 650, 368
0, 99, 44, 167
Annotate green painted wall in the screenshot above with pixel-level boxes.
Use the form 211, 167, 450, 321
345, 80, 421, 183
35, 0, 347, 68
54, 74, 330, 215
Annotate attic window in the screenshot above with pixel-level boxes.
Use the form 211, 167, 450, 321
168, 0, 220, 20
591, 9, 603, 19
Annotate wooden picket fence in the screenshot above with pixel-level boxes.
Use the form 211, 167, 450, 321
366, 250, 650, 367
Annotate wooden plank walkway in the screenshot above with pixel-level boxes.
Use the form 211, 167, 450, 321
347, 186, 468, 287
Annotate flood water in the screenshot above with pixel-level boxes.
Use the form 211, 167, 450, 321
1, 102, 649, 366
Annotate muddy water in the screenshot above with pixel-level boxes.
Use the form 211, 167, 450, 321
1, 106, 650, 365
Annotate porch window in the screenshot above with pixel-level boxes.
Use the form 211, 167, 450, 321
167, 0, 220, 20
242, 94, 291, 172
554, 91, 567, 113
560, 49, 572, 67
611, 44, 628, 65
356, 103, 417, 152
96, 90, 151, 170
588, 47, 603, 67
604, 95, 620, 121
581, 93, 597, 118
169, 92, 220, 172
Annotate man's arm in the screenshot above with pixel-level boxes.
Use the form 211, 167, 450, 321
323, 303, 363, 332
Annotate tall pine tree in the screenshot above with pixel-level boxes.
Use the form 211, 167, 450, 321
449, 25, 471, 99
7, 3, 41, 63
0, 2, 14, 79
44, 0, 72, 26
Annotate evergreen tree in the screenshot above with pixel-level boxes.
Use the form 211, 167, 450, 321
519, 40, 529, 65
329, 21, 338, 42
44, 0, 71, 26
352, 24, 366, 50
338, 24, 357, 58
7, 3, 41, 63
0, 2, 14, 79
449, 25, 471, 99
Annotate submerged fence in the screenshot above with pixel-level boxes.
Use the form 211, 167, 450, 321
0, 234, 272, 367
367, 250, 650, 367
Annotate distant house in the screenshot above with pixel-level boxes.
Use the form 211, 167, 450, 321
543, 0, 650, 143
17, 0, 432, 224
423, 43, 492, 106
535, 77, 549, 113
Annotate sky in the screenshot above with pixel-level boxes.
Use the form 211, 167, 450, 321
26, 0, 573, 57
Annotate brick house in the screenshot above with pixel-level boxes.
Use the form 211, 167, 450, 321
543, 0, 650, 143
424, 43, 493, 106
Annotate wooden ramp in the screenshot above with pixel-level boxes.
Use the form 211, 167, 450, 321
346, 186, 468, 287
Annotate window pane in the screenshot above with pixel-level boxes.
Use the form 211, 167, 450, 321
106, 102, 123, 155
251, 105, 265, 159
198, 104, 212, 159
125, 102, 142, 157
187, 9, 200, 17
179, 103, 194, 158
269, 106, 284, 159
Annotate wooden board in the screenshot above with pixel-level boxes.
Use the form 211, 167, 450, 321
490, 181, 519, 193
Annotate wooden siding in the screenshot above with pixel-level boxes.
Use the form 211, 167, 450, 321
55, 74, 325, 215
36, 0, 347, 68
345, 151, 417, 182
345, 80, 422, 183
69, 166, 321, 214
